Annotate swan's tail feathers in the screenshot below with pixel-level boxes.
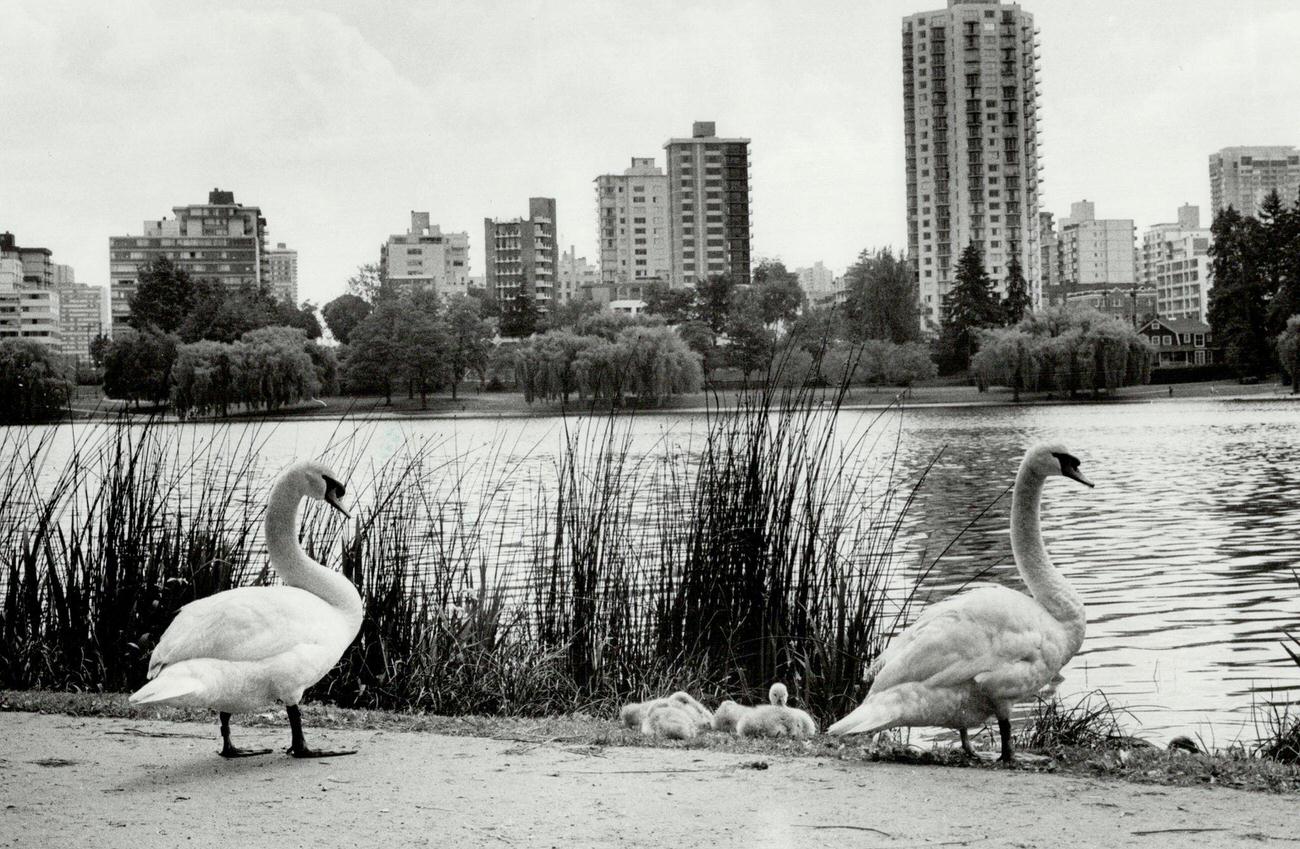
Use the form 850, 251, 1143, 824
129, 673, 203, 706
827, 700, 897, 737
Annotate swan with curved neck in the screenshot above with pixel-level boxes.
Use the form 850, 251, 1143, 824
129, 460, 363, 759
828, 443, 1093, 762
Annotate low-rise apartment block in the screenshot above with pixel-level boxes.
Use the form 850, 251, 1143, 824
109, 188, 268, 332
381, 212, 470, 300
1141, 205, 1213, 322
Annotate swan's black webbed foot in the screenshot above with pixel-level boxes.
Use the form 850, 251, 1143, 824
287, 745, 358, 759
220, 744, 274, 758
285, 704, 356, 759
218, 712, 272, 758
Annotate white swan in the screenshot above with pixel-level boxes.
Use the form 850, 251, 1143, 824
129, 461, 362, 759
828, 443, 1093, 762
735, 683, 818, 738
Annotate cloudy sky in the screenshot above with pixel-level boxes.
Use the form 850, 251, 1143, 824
2, 0, 1298, 305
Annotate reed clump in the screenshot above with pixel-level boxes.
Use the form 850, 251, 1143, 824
0, 370, 926, 721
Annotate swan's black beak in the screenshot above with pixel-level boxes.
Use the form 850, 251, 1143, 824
1062, 467, 1094, 488
323, 476, 351, 519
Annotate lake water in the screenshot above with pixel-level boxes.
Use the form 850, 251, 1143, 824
7, 398, 1300, 745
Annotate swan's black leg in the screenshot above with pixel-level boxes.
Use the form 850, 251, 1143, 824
959, 728, 978, 758
286, 704, 356, 758
218, 712, 272, 758
997, 716, 1015, 763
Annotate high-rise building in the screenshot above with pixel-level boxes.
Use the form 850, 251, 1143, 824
0, 257, 60, 348
595, 157, 671, 300
109, 189, 268, 332
484, 198, 558, 313
557, 247, 599, 304
664, 122, 751, 287
1209, 146, 1300, 216
1141, 205, 1213, 322
381, 213, 470, 300
903, 0, 1042, 327
2, 232, 102, 358
57, 284, 108, 365
266, 242, 299, 304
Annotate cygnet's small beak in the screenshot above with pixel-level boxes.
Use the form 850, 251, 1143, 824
1063, 467, 1094, 488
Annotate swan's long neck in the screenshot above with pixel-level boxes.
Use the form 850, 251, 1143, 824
265, 479, 362, 620
1011, 463, 1085, 650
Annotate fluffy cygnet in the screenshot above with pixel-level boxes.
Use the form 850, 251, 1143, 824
735, 683, 818, 739
619, 690, 713, 738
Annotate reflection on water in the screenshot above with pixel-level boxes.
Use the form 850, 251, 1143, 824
6, 399, 1299, 743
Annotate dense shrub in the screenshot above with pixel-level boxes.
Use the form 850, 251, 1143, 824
972, 306, 1152, 398
0, 339, 72, 423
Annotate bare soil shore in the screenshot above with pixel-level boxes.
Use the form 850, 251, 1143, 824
2, 710, 1296, 849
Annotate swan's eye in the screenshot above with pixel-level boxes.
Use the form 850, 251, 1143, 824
1050, 452, 1080, 471
323, 475, 345, 498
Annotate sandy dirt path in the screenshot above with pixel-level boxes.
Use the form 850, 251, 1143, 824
0, 712, 1293, 848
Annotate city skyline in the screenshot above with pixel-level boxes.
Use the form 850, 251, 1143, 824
3, 0, 1299, 306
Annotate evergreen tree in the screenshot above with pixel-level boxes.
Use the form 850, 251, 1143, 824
1261, 190, 1300, 335
1207, 207, 1272, 379
1001, 252, 1032, 325
936, 244, 1001, 374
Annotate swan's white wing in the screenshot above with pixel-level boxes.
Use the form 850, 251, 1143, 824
148, 585, 337, 676
871, 585, 1062, 701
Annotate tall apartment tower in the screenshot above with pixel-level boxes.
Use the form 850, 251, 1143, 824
484, 198, 558, 313
664, 122, 752, 287
265, 242, 299, 304
903, 0, 1042, 327
1209, 146, 1300, 216
595, 157, 671, 302
109, 188, 267, 331
381, 213, 470, 299
1141, 204, 1213, 322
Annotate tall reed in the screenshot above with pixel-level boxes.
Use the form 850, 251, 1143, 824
0, 370, 929, 720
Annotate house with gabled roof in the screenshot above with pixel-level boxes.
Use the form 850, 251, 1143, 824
1137, 317, 1220, 366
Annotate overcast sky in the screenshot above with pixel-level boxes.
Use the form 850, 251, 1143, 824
2, 0, 1298, 305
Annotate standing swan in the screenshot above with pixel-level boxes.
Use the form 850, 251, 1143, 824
828, 443, 1093, 762
129, 461, 363, 759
